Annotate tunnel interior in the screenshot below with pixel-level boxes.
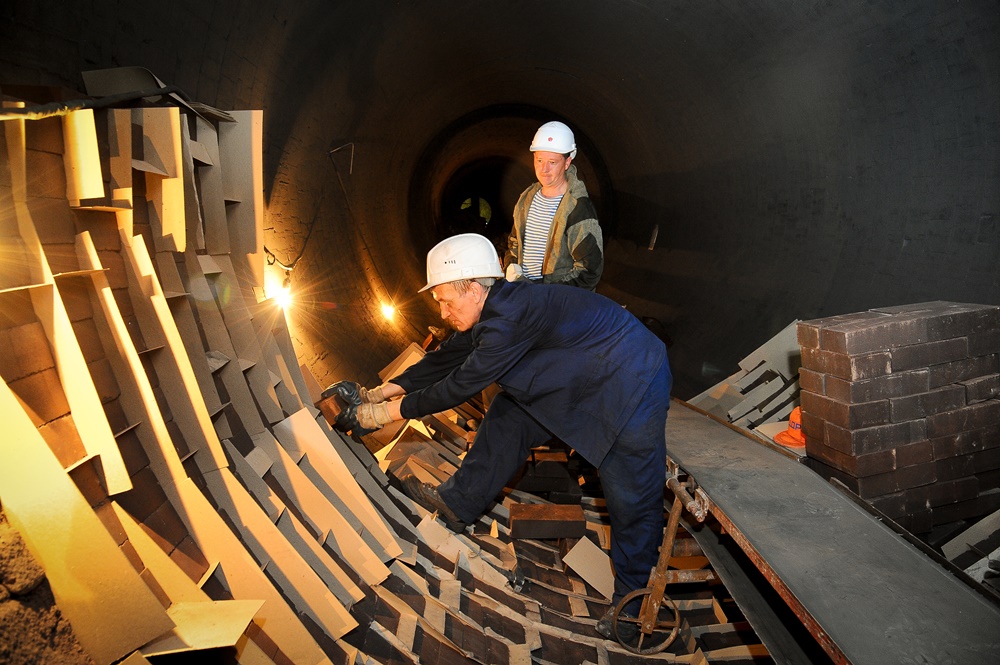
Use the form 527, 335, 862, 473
4, 1, 996, 399
1, 2, 999, 663
2, 3, 999, 396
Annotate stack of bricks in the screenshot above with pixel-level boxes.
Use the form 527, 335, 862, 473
797, 301, 1000, 536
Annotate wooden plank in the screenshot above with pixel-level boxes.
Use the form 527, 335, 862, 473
0, 378, 174, 665
154, 251, 227, 428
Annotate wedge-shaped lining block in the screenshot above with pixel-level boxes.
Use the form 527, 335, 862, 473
509, 503, 586, 540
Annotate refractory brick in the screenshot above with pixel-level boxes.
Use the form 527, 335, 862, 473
894, 439, 934, 468
804, 438, 895, 477
928, 477, 980, 508
893, 460, 938, 490
825, 419, 926, 455
824, 369, 930, 404
888, 385, 967, 423
926, 400, 1000, 438
819, 313, 929, 355
932, 422, 1000, 456
797, 367, 825, 395
801, 347, 891, 381
801, 391, 890, 430
960, 374, 1000, 404
923, 303, 1000, 341
797, 311, 887, 350
968, 329, 1000, 357
890, 337, 969, 372
928, 355, 1000, 388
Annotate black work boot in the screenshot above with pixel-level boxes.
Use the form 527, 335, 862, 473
596, 607, 638, 644
399, 475, 468, 533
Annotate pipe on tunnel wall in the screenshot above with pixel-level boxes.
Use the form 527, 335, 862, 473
1, 0, 997, 398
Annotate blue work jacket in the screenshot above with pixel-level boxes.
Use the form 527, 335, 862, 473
395, 279, 670, 467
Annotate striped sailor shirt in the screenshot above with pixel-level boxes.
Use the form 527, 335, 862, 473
521, 191, 563, 279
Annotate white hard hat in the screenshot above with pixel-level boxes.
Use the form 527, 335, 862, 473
530, 121, 577, 159
419, 233, 504, 293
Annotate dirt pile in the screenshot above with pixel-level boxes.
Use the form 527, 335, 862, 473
0, 506, 94, 665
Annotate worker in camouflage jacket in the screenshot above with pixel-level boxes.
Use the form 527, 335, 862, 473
332, 233, 670, 643
504, 121, 603, 291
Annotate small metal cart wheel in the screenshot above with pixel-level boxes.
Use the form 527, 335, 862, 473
611, 588, 681, 654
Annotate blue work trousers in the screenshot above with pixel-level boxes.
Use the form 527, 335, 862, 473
437, 361, 671, 610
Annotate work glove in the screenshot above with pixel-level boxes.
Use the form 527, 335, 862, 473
360, 384, 387, 404
505, 263, 524, 281
321, 380, 363, 406
356, 402, 392, 430
321, 381, 374, 435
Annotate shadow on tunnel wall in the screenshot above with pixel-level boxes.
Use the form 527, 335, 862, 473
1, 0, 997, 402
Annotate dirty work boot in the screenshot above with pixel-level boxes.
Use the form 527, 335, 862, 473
399, 475, 468, 533
596, 607, 638, 644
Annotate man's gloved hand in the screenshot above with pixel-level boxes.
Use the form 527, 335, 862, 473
321, 380, 362, 406
360, 384, 387, 404
505, 263, 524, 281
356, 402, 392, 430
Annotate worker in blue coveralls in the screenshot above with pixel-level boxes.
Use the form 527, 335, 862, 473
345, 233, 671, 640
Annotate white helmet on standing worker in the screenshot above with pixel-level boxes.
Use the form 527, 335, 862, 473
530, 121, 577, 159
419, 233, 504, 293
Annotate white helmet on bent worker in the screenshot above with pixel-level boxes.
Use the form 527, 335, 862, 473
419, 233, 504, 293
530, 121, 577, 159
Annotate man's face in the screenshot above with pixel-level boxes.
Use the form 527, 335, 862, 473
432, 282, 485, 332
533, 150, 570, 190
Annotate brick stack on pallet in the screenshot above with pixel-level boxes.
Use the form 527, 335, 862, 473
797, 301, 1000, 536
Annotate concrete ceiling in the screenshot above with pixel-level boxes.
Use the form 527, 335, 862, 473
2, 0, 997, 397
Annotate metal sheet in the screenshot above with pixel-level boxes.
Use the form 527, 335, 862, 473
665, 400, 1000, 665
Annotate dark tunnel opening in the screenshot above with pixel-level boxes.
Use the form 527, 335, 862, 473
1, 0, 998, 401
437, 157, 526, 251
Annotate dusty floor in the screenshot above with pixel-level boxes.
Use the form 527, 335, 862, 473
0, 507, 94, 665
